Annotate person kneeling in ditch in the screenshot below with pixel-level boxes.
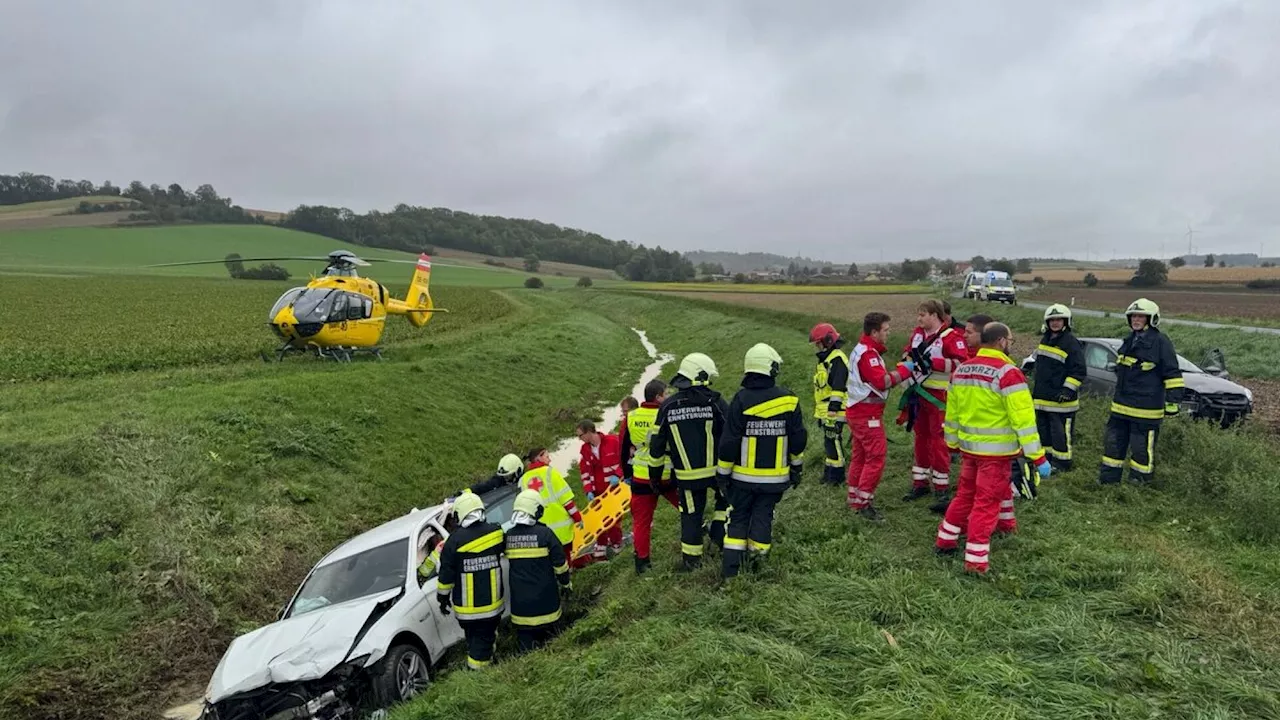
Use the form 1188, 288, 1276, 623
934, 323, 1050, 575
506, 489, 573, 652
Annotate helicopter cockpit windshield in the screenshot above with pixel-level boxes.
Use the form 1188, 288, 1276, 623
269, 288, 306, 323
290, 288, 341, 324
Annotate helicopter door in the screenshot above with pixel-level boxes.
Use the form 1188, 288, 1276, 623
327, 293, 348, 325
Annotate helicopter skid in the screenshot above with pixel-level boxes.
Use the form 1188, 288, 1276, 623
264, 341, 384, 363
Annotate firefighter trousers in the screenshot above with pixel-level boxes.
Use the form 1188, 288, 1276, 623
912, 396, 950, 492
846, 403, 888, 510
630, 479, 678, 560
459, 616, 500, 669
934, 454, 1009, 573
722, 480, 785, 578
820, 419, 846, 482
1099, 414, 1161, 484
675, 480, 721, 558
1035, 409, 1076, 470
516, 622, 558, 653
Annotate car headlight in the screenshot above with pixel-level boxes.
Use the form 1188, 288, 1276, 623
1243, 388, 1254, 402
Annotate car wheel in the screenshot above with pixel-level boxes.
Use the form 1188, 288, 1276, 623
371, 644, 431, 706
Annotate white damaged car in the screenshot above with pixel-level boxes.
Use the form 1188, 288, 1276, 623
199, 485, 519, 720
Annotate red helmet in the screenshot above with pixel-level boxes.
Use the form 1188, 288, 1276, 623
809, 322, 839, 347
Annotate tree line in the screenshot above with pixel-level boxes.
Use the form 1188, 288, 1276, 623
0, 171, 266, 226
279, 204, 694, 281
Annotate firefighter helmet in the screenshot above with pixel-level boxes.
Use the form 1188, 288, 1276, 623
451, 490, 485, 520
1125, 298, 1161, 328
744, 342, 783, 377
677, 352, 719, 385
513, 488, 544, 518
497, 453, 524, 478
808, 322, 839, 347
1041, 304, 1072, 333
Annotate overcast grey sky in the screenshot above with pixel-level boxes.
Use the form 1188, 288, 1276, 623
3, 1, 1277, 262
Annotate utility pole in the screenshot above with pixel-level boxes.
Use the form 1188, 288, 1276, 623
1186, 223, 1195, 255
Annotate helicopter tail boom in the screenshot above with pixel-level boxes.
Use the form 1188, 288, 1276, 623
402, 254, 435, 327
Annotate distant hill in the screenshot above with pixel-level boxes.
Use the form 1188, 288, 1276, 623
683, 250, 845, 274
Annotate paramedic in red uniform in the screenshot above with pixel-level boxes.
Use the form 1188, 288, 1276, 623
845, 312, 916, 522
576, 419, 624, 558
901, 299, 969, 513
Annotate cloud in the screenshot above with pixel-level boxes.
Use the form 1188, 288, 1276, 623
3, 0, 1278, 261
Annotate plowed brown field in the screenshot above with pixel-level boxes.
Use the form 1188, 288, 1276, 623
1020, 266, 1280, 284
1030, 287, 1280, 322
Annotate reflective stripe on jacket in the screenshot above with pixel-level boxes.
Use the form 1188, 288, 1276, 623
717, 374, 808, 485
1111, 327, 1184, 420
519, 464, 579, 545
812, 346, 849, 420
505, 522, 570, 627
1031, 330, 1086, 412
649, 382, 729, 483
436, 521, 506, 620
944, 348, 1045, 463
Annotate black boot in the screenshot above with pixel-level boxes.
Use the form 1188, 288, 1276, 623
634, 556, 651, 575
677, 553, 702, 573
856, 505, 885, 523
902, 485, 930, 502
928, 490, 951, 514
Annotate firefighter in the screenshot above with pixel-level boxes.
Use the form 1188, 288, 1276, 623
436, 490, 506, 669
717, 343, 807, 579
649, 352, 730, 571
623, 379, 679, 574
934, 323, 1051, 574
468, 453, 525, 495
1032, 305, 1086, 471
900, 299, 969, 513
576, 419, 624, 558
518, 448, 585, 566
846, 312, 916, 522
809, 323, 850, 486
1098, 299, 1184, 485
505, 489, 572, 653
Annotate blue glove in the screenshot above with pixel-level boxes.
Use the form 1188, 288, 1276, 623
608, 475, 620, 488
586, 491, 595, 503
1037, 462, 1052, 480
901, 359, 917, 373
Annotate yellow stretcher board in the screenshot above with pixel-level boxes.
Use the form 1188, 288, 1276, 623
571, 482, 631, 559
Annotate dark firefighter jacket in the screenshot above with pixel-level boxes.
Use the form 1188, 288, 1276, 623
504, 521, 570, 627
436, 520, 506, 620
1111, 327, 1185, 421
468, 473, 515, 496
1031, 330, 1087, 413
716, 373, 807, 491
812, 343, 850, 421
649, 378, 729, 486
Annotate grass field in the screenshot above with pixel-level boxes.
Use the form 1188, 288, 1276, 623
389, 291, 1280, 720
0, 196, 139, 215
5, 278, 1280, 720
632, 282, 929, 294
0, 225, 594, 288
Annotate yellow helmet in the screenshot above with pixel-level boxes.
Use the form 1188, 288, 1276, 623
1041, 304, 1072, 333
678, 352, 719, 385
451, 490, 485, 520
744, 342, 783, 377
497, 453, 523, 478
1125, 298, 1160, 328
513, 488, 544, 516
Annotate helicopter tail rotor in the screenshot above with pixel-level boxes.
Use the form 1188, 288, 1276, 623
405, 254, 436, 328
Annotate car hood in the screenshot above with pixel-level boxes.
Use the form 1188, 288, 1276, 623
1185, 372, 1250, 398
207, 588, 401, 703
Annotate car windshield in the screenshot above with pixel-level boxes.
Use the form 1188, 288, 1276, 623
1177, 355, 1203, 374
288, 538, 408, 617
482, 489, 520, 530
989, 278, 1013, 288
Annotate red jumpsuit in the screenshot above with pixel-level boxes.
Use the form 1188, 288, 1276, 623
578, 434, 624, 551
902, 326, 968, 493
845, 334, 911, 510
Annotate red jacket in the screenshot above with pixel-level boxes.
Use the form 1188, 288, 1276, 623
579, 433, 623, 493
902, 325, 969, 400
853, 334, 911, 394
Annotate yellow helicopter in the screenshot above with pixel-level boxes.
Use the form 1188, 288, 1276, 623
147, 249, 446, 361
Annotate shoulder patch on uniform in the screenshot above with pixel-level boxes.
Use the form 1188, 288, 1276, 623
868, 356, 881, 367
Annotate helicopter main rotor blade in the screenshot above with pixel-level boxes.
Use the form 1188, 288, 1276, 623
142, 256, 334, 267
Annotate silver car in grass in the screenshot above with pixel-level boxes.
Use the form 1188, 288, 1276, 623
198, 485, 519, 720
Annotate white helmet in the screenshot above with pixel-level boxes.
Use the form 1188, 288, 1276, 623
744, 343, 783, 377
1041, 304, 1072, 333
677, 352, 719, 385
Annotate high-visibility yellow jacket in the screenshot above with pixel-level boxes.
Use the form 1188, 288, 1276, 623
944, 348, 1046, 464
519, 463, 581, 545
812, 346, 849, 421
